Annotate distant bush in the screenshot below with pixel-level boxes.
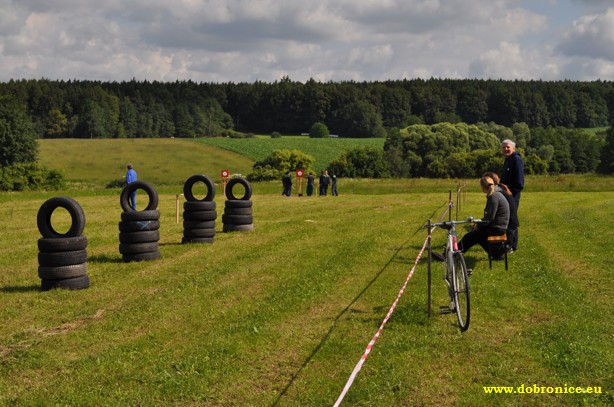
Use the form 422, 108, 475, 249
248, 149, 315, 181
309, 122, 329, 138
0, 163, 65, 191
271, 131, 282, 138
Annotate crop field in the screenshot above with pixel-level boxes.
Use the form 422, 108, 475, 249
195, 136, 386, 172
1, 138, 612, 405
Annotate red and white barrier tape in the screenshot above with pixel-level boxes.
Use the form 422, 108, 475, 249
333, 235, 429, 406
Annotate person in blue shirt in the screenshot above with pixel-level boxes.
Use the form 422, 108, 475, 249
125, 164, 138, 210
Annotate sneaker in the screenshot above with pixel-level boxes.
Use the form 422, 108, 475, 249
467, 269, 473, 276
431, 252, 445, 262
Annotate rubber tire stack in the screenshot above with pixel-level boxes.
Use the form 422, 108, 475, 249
182, 174, 217, 244
223, 178, 254, 232
119, 181, 161, 262
37, 197, 90, 291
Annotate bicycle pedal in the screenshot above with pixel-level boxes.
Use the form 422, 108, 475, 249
439, 306, 453, 314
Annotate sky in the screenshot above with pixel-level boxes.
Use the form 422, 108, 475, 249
1, 0, 613, 83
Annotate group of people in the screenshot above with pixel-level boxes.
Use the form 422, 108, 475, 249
434, 138, 524, 261
283, 169, 338, 197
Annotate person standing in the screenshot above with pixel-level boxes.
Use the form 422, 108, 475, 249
306, 172, 315, 196
125, 164, 138, 210
282, 170, 292, 197
500, 139, 524, 251
331, 173, 338, 196
320, 170, 331, 196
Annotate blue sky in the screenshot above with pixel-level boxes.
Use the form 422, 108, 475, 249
0, 0, 613, 82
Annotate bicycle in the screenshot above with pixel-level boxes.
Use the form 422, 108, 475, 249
425, 217, 478, 332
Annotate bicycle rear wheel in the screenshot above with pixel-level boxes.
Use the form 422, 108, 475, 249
452, 252, 470, 331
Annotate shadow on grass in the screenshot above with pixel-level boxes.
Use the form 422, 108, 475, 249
273, 230, 424, 406
0, 284, 40, 293
87, 254, 124, 263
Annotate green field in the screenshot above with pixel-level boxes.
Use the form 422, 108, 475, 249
1, 138, 612, 405
195, 136, 386, 172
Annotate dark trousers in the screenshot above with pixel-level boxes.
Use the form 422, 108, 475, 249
459, 226, 505, 255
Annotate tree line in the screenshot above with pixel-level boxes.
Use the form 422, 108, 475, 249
1, 77, 614, 139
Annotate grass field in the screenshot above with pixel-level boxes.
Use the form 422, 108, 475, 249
2, 138, 611, 405
195, 136, 386, 173
37, 138, 254, 187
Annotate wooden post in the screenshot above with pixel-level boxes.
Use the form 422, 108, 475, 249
427, 218, 432, 318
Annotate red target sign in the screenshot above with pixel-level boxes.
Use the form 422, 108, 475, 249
221, 169, 229, 178
296, 169, 304, 178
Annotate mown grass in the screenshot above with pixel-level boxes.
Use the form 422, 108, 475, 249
195, 136, 385, 172
0, 187, 612, 406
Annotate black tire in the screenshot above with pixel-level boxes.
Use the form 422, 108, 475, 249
223, 223, 254, 233
182, 237, 215, 244
223, 207, 253, 216
183, 220, 216, 230
183, 210, 217, 221
119, 230, 160, 244
38, 236, 88, 252
121, 210, 160, 222
41, 275, 90, 291
37, 197, 86, 238
183, 201, 217, 211
453, 252, 470, 332
119, 242, 159, 255
120, 181, 159, 212
225, 178, 252, 201
122, 250, 161, 262
38, 263, 87, 280
222, 214, 253, 225
38, 250, 88, 267
118, 220, 160, 232
183, 228, 216, 238
184, 174, 216, 202
225, 199, 253, 208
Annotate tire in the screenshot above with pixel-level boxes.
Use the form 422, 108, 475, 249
183, 210, 217, 221
118, 220, 160, 232
38, 263, 87, 280
184, 174, 216, 202
41, 275, 90, 291
122, 250, 161, 262
183, 228, 216, 238
182, 237, 215, 244
225, 200, 253, 209
223, 207, 252, 216
119, 242, 159, 255
452, 252, 470, 332
183, 220, 216, 230
120, 181, 159, 212
119, 230, 160, 244
37, 197, 86, 238
183, 201, 217, 211
38, 250, 88, 267
223, 223, 254, 233
222, 214, 253, 225
38, 236, 88, 252
225, 178, 252, 201
121, 210, 160, 222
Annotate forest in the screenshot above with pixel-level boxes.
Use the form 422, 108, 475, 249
1, 77, 613, 139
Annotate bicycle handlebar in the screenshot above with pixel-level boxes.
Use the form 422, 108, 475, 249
423, 217, 483, 230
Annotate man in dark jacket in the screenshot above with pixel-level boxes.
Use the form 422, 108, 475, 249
500, 139, 524, 250
282, 171, 292, 196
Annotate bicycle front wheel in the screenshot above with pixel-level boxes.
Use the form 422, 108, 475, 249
452, 252, 470, 331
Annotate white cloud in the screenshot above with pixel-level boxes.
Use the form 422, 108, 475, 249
0, 0, 613, 81
556, 8, 614, 60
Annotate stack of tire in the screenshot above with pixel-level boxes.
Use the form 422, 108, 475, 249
182, 174, 217, 244
37, 197, 90, 291
223, 178, 254, 233
119, 181, 161, 262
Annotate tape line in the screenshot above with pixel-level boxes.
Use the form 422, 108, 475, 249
333, 236, 429, 406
